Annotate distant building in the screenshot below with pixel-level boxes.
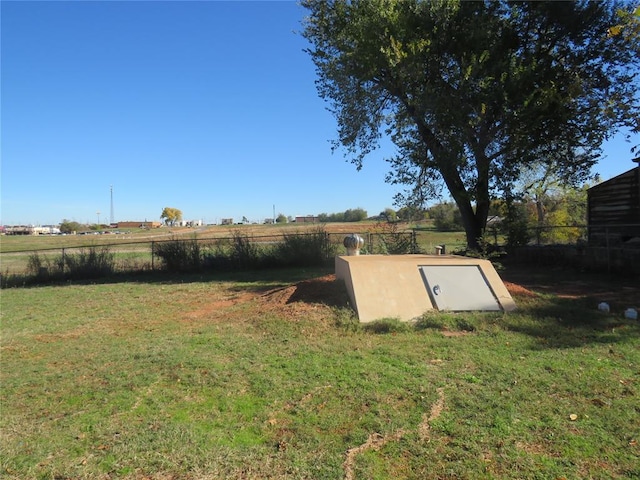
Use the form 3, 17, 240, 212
221, 218, 234, 225
295, 215, 318, 223
5, 225, 60, 235
179, 219, 203, 227
117, 221, 162, 229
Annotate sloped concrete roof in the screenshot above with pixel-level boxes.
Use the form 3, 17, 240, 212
335, 254, 516, 323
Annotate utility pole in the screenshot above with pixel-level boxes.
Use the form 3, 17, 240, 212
110, 185, 114, 225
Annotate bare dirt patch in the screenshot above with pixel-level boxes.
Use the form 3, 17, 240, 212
418, 387, 445, 441
260, 274, 349, 308
184, 292, 260, 321
343, 431, 406, 480
502, 281, 538, 298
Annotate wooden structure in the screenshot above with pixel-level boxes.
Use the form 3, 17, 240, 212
587, 165, 640, 245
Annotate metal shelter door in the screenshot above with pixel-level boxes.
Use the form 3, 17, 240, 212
419, 265, 501, 311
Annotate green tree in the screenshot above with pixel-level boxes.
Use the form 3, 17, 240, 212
318, 208, 368, 222
429, 202, 463, 232
396, 205, 426, 222
610, 4, 640, 42
518, 161, 568, 233
276, 213, 288, 223
380, 207, 398, 222
59, 219, 83, 234
160, 207, 183, 226
302, 0, 639, 250
344, 208, 368, 222
610, 4, 640, 162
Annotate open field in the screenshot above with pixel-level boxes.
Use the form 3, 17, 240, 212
0, 222, 465, 253
0, 222, 468, 275
1, 265, 639, 479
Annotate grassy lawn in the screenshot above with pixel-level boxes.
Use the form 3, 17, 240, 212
1, 267, 639, 479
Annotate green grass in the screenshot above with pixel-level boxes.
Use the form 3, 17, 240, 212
413, 228, 468, 253
1, 269, 639, 479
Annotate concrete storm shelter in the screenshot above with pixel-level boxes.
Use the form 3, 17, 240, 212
335, 254, 516, 323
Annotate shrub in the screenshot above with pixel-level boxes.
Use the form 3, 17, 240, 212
61, 246, 116, 279
275, 227, 334, 267
228, 231, 262, 269
502, 202, 532, 247
153, 236, 202, 272
27, 252, 61, 280
201, 238, 234, 270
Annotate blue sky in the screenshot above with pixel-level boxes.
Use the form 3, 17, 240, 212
2, 1, 638, 226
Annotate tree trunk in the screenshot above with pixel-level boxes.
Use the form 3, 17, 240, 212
535, 198, 545, 245
412, 116, 490, 251
439, 168, 485, 251
453, 195, 484, 251
435, 152, 489, 251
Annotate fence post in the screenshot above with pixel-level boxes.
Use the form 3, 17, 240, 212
325, 233, 329, 261
151, 241, 155, 271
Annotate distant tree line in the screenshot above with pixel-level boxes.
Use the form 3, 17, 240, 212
59, 219, 106, 233
317, 208, 368, 223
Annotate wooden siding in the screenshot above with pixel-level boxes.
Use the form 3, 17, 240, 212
587, 166, 640, 245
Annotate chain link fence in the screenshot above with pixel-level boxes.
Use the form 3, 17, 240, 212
3, 224, 637, 280
510, 224, 640, 274
1, 230, 420, 278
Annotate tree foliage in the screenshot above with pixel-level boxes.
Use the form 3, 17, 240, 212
609, 4, 640, 42
379, 207, 398, 222
396, 205, 427, 222
59, 219, 83, 234
609, 4, 640, 161
495, 182, 590, 247
302, 0, 639, 249
317, 207, 368, 222
429, 202, 464, 232
160, 207, 183, 226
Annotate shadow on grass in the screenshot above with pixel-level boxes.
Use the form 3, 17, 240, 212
5, 262, 638, 350
1, 266, 336, 291
503, 294, 640, 349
